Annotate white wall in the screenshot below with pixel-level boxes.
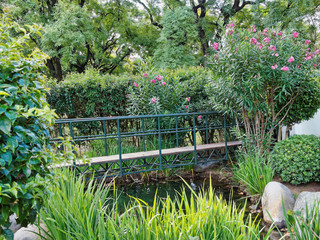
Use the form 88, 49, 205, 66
290, 109, 320, 136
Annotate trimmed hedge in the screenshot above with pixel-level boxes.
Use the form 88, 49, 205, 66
270, 135, 320, 184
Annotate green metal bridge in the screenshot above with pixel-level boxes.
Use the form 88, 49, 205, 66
50, 111, 242, 178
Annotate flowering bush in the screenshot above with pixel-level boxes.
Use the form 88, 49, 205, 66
127, 73, 190, 115
207, 24, 320, 150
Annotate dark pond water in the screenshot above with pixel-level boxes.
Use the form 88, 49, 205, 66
113, 178, 248, 211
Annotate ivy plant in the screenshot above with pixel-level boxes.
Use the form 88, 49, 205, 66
0, 14, 56, 239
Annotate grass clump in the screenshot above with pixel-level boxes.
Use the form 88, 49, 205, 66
39, 169, 269, 240
233, 150, 274, 196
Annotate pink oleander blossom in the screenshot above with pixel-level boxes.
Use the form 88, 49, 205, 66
250, 38, 257, 44
271, 64, 278, 70
281, 66, 289, 71
314, 64, 317, 67
156, 75, 161, 81
288, 56, 295, 63
305, 55, 312, 60
293, 31, 299, 38
272, 31, 276, 36
150, 79, 155, 83
278, 32, 283, 36
258, 43, 264, 49
269, 45, 276, 51
226, 29, 233, 35
275, 53, 279, 57
263, 37, 271, 43
186, 97, 191, 102
185, 105, 188, 109
160, 82, 166, 86
133, 82, 138, 87
305, 39, 311, 45
213, 42, 219, 50
143, 73, 148, 78
198, 115, 202, 120
151, 98, 157, 103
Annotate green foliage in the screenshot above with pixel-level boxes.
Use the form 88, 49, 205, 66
284, 201, 320, 239
275, 77, 320, 126
233, 150, 274, 196
270, 135, 320, 185
40, 169, 270, 240
154, 7, 199, 69
47, 69, 133, 133
0, 15, 55, 237
206, 25, 320, 150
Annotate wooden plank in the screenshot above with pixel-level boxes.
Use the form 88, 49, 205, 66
54, 141, 242, 168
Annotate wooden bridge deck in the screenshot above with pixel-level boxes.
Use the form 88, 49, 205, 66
55, 141, 242, 168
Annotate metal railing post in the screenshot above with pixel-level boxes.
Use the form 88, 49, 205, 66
205, 114, 209, 144
158, 116, 162, 170
117, 119, 123, 176
224, 114, 228, 162
193, 115, 197, 164
103, 121, 108, 156
69, 122, 76, 167
175, 116, 179, 147
58, 123, 64, 152
142, 118, 146, 151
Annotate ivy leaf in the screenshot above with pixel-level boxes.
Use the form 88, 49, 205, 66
0, 115, 11, 135
7, 137, 18, 152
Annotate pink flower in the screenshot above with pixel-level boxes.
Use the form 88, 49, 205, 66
305, 39, 311, 45
150, 79, 155, 83
293, 31, 299, 38
258, 43, 264, 49
186, 97, 191, 102
160, 82, 166, 86
213, 42, 219, 50
269, 45, 276, 51
143, 73, 148, 78
253, 28, 256, 33
288, 56, 295, 63
250, 38, 257, 44
151, 98, 157, 103
263, 28, 268, 33
275, 53, 279, 57
226, 29, 233, 35
305, 55, 312, 60
198, 115, 202, 120
214, 54, 219, 60
314, 64, 317, 67
271, 64, 278, 70
236, 48, 239, 51
156, 75, 162, 81
281, 66, 289, 71
278, 32, 283, 36
185, 105, 188, 109
297, 64, 302, 68
133, 82, 138, 87
254, 75, 257, 78
272, 31, 276, 36
315, 49, 320, 54
263, 37, 271, 43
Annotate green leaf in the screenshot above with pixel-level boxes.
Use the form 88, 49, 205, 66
2, 228, 14, 240
0, 91, 10, 96
0, 115, 12, 135
7, 137, 18, 152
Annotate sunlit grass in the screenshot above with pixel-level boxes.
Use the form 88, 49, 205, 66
39, 169, 270, 240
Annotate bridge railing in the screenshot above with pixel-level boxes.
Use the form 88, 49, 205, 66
50, 111, 240, 175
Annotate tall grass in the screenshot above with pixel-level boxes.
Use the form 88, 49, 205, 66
39, 169, 270, 240
233, 150, 274, 196
283, 201, 320, 240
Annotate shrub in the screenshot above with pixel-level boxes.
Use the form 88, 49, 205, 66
270, 135, 320, 184
206, 24, 320, 151
0, 15, 55, 238
234, 150, 274, 196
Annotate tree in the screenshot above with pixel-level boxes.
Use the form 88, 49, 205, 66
4, 0, 156, 80
206, 25, 320, 151
0, 14, 55, 238
154, 7, 199, 68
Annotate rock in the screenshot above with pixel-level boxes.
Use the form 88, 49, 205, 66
14, 223, 47, 240
9, 214, 21, 233
193, 161, 219, 173
262, 181, 295, 228
293, 191, 320, 218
